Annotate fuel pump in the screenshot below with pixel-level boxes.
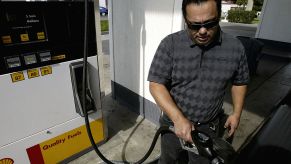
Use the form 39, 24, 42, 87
0, 1, 106, 163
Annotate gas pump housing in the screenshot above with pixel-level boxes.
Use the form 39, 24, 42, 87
0, 1, 106, 163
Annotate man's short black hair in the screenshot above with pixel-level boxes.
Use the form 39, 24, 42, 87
182, 0, 222, 20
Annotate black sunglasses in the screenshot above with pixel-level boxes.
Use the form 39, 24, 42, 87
187, 20, 219, 31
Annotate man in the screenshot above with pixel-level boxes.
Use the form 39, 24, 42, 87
147, 0, 249, 163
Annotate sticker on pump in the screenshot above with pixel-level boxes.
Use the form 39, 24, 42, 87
40, 66, 52, 76
1, 35, 12, 44
0, 158, 14, 164
20, 34, 29, 42
52, 54, 66, 61
11, 72, 25, 83
27, 69, 40, 79
37, 32, 45, 40
26, 119, 104, 164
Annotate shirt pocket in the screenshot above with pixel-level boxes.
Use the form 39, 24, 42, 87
208, 57, 237, 81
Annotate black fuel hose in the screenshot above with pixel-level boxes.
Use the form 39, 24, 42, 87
81, 0, 114, 163
134, 126, 172, 164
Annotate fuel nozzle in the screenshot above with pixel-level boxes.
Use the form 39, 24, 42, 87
191, 130, 215, 159
169, 126, 234, 164
191, 130, 237, 164
191, 130, 226, 164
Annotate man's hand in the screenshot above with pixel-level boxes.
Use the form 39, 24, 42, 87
173, 116, 195, 143
227, 85, 247, 137
224, 114, 240, 137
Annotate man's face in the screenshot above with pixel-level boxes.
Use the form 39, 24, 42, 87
185, 1, 219, 46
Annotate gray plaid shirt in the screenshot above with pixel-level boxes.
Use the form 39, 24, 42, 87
148, 29, 249, 123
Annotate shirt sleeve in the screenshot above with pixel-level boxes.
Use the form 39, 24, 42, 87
232, 47, 250, 86
147, 35, 173, 85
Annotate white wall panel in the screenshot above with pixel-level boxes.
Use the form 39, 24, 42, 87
111, 0, 183, 102
256, 0, 291, 43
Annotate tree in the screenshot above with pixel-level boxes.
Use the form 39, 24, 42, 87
236, 0, 248, 9
227, 0, 237, 3
253, 0, 264, 11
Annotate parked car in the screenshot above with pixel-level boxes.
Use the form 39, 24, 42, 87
99, 7, 108, 16
256, 11, 261, 18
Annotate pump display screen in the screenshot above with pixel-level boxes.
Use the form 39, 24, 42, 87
1, 7, 47, 45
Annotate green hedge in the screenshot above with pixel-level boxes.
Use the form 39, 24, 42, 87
227, 10, 256, 24
101, 20, 109, 32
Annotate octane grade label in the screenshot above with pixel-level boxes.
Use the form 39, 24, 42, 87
11, 72, 25, 83
27, 69, 40, 79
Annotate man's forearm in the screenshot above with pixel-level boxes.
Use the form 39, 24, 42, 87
149, 81, 194, 142
223, 85, 247, 136
231, 85, 247, 118
149, 82, 184, 122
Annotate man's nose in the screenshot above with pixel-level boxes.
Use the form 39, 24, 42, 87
198, 27, 207, 35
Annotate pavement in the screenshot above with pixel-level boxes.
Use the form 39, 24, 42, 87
68, 22, 291, 164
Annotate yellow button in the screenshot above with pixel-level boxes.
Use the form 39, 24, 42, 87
27, 69, 40, 79
40, 66, 52, 76
20, 34, 29, 42
11, 72, 25, 83
2, 35, 12, 44
37, 32, 45, 40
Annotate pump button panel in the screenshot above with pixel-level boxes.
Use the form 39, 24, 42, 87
39, 51, 51, 62
23, 54, 37, 65
5, 56, 21, 68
